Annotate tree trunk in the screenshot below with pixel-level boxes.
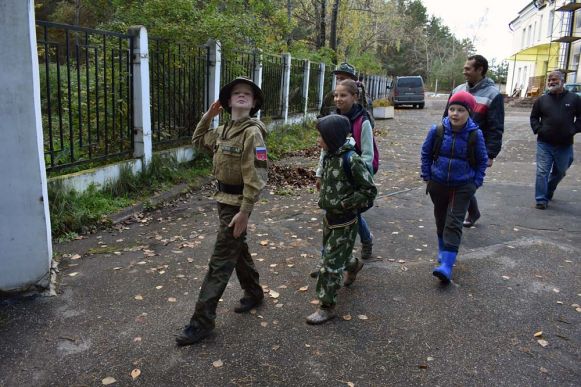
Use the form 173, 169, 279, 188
317, 0, 327, 49
329, 0, 340, 53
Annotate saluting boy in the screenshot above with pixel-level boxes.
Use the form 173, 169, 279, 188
176, 77, 268, 346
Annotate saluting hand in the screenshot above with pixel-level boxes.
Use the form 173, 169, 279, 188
205, 100, 223, 119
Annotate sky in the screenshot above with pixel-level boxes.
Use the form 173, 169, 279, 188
421, 0, 529, 63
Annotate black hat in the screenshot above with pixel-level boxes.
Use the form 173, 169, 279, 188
316, 115, 351, 153
219, 77, 263, 116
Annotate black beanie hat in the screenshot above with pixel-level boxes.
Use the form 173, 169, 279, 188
316, 115, 351, 153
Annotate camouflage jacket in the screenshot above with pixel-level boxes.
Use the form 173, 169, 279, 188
319, 142, 377, 221
192, 115, 268, 213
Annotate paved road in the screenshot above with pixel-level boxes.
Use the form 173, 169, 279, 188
1, 97, 580, 386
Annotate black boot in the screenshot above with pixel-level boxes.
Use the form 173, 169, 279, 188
175, 325, 212, 346
234, 292, 264, 313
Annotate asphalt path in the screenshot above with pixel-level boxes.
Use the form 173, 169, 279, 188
1, 97, 580, 386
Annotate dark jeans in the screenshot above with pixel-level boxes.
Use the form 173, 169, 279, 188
190, 203, 263, 330
466, 194, 480, 220
428, 180, 477, 252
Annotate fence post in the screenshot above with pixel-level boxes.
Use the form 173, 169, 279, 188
207, 39, 221, 128
128, 26, 152, 167
303, 60, 310, 115
318, 63, 325, 110
0, 0, 52, 291
281, 53, 291, 123
253, 49, 263, 119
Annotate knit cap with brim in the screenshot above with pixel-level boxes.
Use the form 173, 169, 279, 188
316, 115, 351, 153
219, 77, 263, 116
448, 90, 476, 112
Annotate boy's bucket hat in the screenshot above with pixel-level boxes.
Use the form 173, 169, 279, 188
219, 77, 263, 116
333, 62, 357, 79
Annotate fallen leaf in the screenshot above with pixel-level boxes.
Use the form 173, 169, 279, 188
168, 297, 177, 302
134, 295, 143, 300
342, 314, 352, 321
269, 291, 280, 299
113, 267, 122, 271
537, 339, 549, 347
212, 359, 223, 368
418, 364, 428, 369
133, 337, 142, 343
310, 299, 320, 305
357, 315, 369, 320
347, 383, 355, 387
553, 288, 560, 293
272, 345, 280, 351
131, 369, 141, 380
102, 377, 116, 385
540, 367, 549, 374
68, 272, 79, 277
427, 356, 434, 361
299, 286, 309, 292
71, 254, 81, 260
502, 275, 510, 280
155, 285, 163, 290
534, 331, 543, 337
270, 264, 278, 268
259, 240, 269, 246
260, 322, 268, 327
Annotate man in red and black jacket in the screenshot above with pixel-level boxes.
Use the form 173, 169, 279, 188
445, 54, 505, 227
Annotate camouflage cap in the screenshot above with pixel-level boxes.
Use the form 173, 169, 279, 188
333, 62, 357, 79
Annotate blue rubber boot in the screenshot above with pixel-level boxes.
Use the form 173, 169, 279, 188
437, 237, 445, 263
433, 251, 457, 283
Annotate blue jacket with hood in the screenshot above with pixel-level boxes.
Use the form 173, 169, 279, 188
421, 116, 488, 187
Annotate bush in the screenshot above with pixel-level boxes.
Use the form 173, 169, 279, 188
372, 98, 393, 108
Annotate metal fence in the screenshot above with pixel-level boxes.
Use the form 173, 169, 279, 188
36, 21, 133, 172
323, 64, 335, 98
149, 38, 209, 148
307, 63, 321, 111
261, 53, 284, 118
288, 58, 306, 114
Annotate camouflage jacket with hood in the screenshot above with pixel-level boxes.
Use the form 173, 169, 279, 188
319, 141, 377, 224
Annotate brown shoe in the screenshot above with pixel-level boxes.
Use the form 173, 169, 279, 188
343, 260, 364, 287
305, 306, 336, 325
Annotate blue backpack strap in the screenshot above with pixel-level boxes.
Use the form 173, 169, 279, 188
342, 150, 355, 184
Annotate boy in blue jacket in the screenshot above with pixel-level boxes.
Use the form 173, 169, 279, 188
420, 91, 488, 283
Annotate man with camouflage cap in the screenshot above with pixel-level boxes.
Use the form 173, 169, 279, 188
319, 62, 370, 117
176, 77, 268, 346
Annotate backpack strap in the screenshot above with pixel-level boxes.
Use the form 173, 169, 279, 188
342, 150, 355, 185
431, 124, 444, 162
467, 129, 478, 168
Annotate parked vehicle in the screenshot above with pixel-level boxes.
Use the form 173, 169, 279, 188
564, 83, 581, 96
391, 76, 425, 109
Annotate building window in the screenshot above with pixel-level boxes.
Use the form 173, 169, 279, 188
548, 10, 554, 37
539, 15, 543, 41
533, 21, 537, 44
522, 28, 526, 48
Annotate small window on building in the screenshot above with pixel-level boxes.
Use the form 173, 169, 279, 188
548, 10, 554, 37
539, 15, 543, 41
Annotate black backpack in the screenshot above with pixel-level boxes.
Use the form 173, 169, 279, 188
432, 124, 479, 168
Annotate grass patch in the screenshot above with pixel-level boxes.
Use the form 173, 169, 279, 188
266, 119, 318, 160
49, 153, 212, 239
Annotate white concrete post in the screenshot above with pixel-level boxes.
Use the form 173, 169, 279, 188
318, 63, 325, 109
129, 26, 152, 167
0, 0, 52, 291
253, 50, 263, 119
303, 60, 310, 115
281, 53, 291, 123
207, 39, 221, 128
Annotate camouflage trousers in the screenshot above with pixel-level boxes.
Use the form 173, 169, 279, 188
315, 216, 359, 308
190, 203, 263, 330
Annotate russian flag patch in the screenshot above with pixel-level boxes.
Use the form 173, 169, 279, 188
255, 146, 268, 161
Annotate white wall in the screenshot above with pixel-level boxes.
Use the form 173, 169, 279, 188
0, 0, 52, 291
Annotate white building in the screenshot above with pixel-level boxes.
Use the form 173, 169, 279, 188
506, 0, 581, 97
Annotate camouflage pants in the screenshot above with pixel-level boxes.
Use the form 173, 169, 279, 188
316, 216, 359, 308
190, 203, 263, 330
